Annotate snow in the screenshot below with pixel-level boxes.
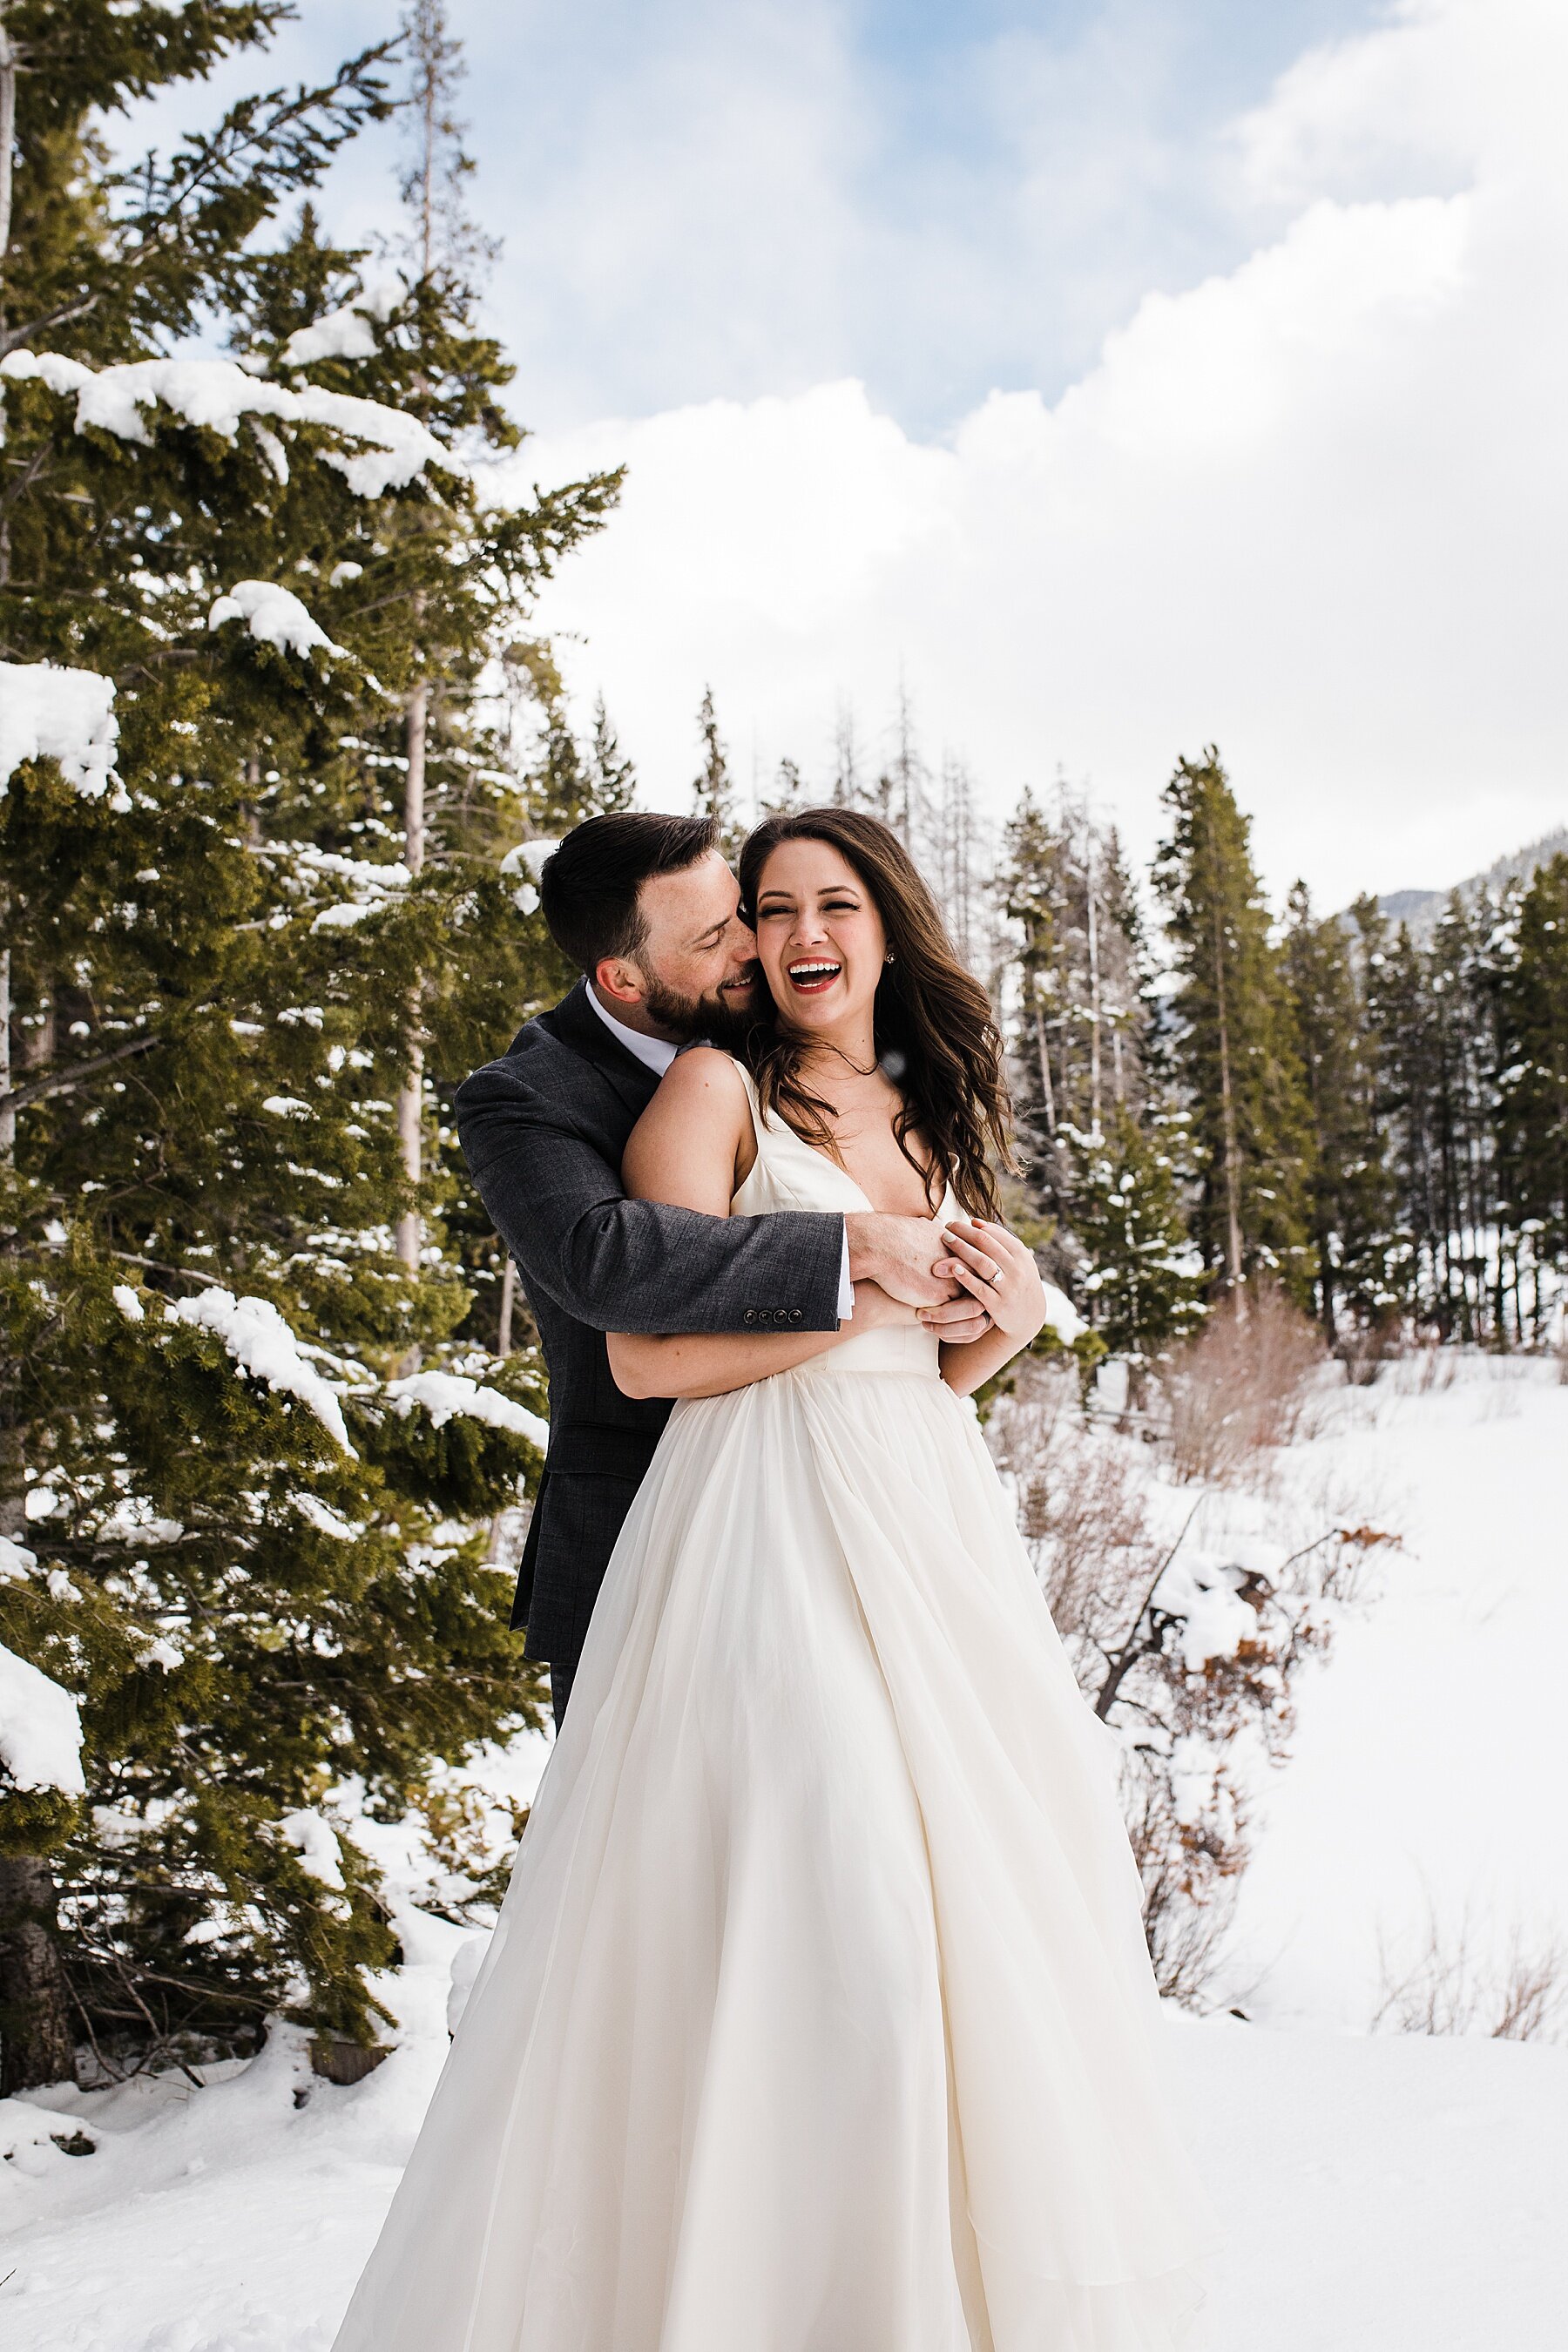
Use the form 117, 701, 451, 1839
498, 838, 557, 880
1220, 1355, 1568, 2038
1, 349, 462, 499
0, 661, 120, 801
166, 1291, 354, 1456
0, 1536, 37, 1585
499, 837, 557, 916
3, 1355, 1565, 2346
1040, 1277, 1085, 1343
209, 582, 348, 665
111, 1284, 144, 1322
280, 277, 402, 365
1, 1997, 1561, 2349
280, 308, 378, 368
290, 1494, 362, 1543
384, 1370, 549, 1451
278, 1810, 347, 1893
0, 1643, 86, 1796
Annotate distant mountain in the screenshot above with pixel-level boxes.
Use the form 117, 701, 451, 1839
1375, 824, 1568, 936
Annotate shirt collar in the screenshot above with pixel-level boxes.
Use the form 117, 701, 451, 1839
586, 983, 680, 1077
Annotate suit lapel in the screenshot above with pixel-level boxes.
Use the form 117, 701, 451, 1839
544, 979, 662, 1125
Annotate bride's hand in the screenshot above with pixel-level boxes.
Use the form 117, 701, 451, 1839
938, 1220, 1049, 1342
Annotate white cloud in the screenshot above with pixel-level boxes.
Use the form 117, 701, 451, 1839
511, 0, 1568, 907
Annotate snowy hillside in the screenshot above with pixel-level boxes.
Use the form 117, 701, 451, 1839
3, 1357, 1565, 2351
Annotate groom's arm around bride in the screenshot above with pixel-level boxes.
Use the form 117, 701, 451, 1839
455, 812, 972, 1726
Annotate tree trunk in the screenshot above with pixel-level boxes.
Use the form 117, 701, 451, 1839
0, 11, 17, 319
0, 1854, 78, 2094
1212, 896, 1244, 1291
1085, 842, 1102, 1135
497, 1250, 516, 1357
395, 680, 428, 1281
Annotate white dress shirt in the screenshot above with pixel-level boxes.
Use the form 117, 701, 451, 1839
587, 985, 855, 1318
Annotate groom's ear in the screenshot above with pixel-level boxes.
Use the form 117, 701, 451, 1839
594, 956, 647, 1010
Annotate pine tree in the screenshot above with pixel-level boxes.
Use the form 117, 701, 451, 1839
1151, 750, 1314, 1301
1282, 882, 1401, 1338
1069, 1110, 1204, 1377
998, 784, 1156, 1240
1493, 855, 1568, 1338
585, 692, 637, 815
691, 684, 740, 855
0, 8, 614, 2088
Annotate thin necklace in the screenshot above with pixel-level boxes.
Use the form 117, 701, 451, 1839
813, 1039, 882, 1081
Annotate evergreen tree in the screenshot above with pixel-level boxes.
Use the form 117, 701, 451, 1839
1069, 1110, 1204, 1378
1493, 855, 1568, 1338
998, 784, 1154, 1237
1151, 750, 1314, 1301
585, 692, 637, 815
0, 7, 614, 2089
691, 684, 740, 855
760, 754, 804, 818
1282, 882, 1401, 1338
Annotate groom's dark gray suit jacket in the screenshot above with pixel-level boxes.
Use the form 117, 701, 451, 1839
454, 980, 845, 1666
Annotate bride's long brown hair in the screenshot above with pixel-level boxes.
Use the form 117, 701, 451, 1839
737, 808, 1012, 1220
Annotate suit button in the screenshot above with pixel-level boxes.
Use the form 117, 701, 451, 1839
789, 1308, 802, 1323
742, 1308, 756, 1325
774, 1308, 789, 1326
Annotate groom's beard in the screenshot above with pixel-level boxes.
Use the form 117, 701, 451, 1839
641, 967, 765, 1055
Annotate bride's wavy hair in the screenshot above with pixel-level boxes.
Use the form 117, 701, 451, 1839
737, 808, 1012, 1220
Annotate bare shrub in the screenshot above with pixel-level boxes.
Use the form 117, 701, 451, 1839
991, 1364, 1166, 1649
1117, 1750, 1244, 2006
987, 1357, 1384, 2006
1162, 1281, 1327, 1484
1336, 1308, 1403, 1389
1409, 1335, 1457, 1394
1373, 1902, 1568, 2044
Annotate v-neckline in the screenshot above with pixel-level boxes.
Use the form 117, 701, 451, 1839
762, 1100, 955, 1224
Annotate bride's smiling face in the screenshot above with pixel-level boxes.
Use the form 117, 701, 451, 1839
752, 838, 888, 1037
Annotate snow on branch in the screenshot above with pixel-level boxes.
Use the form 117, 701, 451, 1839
0, 348, 463, 499
277, 1808, 347, 1890
209, 580, 348, 664
279, 276, 402, 368
1040, 1281, 1086, 1344
0, 1642, 87, 1797
166, 1289, 355, 1454
386, 1369, 549, 1451
499, 835, 558, 915
0, 660, 121, 801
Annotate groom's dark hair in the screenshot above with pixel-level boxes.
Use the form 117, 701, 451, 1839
541, 812, 719, 976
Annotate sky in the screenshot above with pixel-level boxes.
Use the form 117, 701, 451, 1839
109, 0, 1568, 906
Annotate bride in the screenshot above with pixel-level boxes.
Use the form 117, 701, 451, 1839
331, 808, 1218, 2352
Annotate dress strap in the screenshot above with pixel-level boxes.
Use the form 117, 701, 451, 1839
723, 1054, 770, 1160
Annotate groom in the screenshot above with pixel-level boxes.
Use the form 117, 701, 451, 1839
456, 811, 988, 1730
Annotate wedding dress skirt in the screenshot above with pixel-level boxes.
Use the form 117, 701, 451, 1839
333, 1070, 1218, 2351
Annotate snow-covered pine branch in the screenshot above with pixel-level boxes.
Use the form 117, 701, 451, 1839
0, 660, 121, 801
208, 582, 350, 665
385, 1369, 549, 1453
0, 348, 463, 499
0, 1641, 86, 1799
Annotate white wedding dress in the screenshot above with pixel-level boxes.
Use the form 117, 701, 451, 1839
333, 1063, 1219, 2352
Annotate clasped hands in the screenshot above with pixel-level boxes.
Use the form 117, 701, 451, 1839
845, 1212, 1046, 1349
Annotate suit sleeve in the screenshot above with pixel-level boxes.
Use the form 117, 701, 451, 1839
455, 1058, 845, 1337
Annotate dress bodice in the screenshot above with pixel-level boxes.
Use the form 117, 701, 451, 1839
727, 1057, 952, 1382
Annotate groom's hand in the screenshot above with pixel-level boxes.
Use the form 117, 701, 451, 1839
844, 1213, 993, 1344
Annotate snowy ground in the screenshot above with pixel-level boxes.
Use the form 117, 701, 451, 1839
3, 1356, 1565, 2350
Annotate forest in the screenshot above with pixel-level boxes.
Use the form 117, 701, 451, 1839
2, 1, 1565, 2105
